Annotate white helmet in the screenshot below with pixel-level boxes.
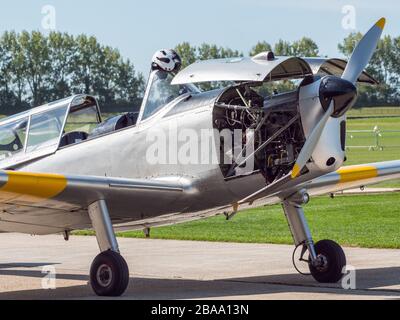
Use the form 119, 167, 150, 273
151, 49, 182, 72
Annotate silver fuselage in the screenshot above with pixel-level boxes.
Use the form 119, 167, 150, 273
10, 94, 266, 221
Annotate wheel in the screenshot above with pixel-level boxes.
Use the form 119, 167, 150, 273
309, 240, 346, 283
90, 250, 129, 296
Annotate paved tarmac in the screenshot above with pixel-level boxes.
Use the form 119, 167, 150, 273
0, 233, 399, 300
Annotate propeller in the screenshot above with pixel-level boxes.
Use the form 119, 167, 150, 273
291, 17, 385, 179
291, 101, 334, 178
342, 18, 386, 84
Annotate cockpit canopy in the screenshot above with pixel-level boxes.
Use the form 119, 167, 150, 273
139, 70, 200, 121
0, 95, 101, 167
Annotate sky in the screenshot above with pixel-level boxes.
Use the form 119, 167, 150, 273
0, 0, 398, 75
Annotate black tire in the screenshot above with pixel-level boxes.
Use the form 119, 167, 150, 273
90, 250, 129, 296
309, 240, 346, 283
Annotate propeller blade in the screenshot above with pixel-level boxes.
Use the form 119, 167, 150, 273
291, 102, 335, 178
342, 18, 386, 84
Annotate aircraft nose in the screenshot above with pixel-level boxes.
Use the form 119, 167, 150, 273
319, 76, 357, 117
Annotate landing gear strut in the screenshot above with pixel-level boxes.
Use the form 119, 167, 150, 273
282, 190, 346, 283
88, 200, 129, 296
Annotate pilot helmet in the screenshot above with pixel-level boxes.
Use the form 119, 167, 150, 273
151, 49, 182, 73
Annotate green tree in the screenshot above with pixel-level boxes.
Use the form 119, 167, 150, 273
249, 41, 272, 56
274, 39, 292, 56
197, 43, 221, 60
0, 31, 145, 114
113, 59, 144, 105
8, 32, 27, 106
338, 33, 399, 106
219, 47, 242, 59
18, 31, 51, 106
291, 37, 319, 57
174, 42, 243, 91
175, 42, 197, 68
175, 42, 242, 66
70, 35, 101, 96
338, 32, 362, 57
391, 36, 400, 99
196, 43, 241, 61
47, 32, 76, 100
273, 37, 319, 57
92, 45, 122, 104
0, 32, 17, 107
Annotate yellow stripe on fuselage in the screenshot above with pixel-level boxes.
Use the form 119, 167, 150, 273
337, 165, 378, 183
0, 171, 67, 202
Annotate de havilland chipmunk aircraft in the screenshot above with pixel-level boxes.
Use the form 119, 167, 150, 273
0, 18, 399, 296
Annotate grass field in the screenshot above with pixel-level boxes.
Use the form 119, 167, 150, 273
348, 106, 400, 117
346, 116, 400, 187
347, 117, 400, 165
106, 193, 400, 249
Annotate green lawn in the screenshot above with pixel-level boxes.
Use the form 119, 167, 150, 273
112, 193, 400, 249
348, 106, 400, 117
346, 117, 400, 164
346, 116, 400, 187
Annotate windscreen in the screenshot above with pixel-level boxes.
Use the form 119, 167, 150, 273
0, 117, 28, 162
26, 105, 68, 153
142, 70, 199, 120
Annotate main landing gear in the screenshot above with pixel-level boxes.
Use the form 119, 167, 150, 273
88, 200, 129, 296
282, 190, 346, 283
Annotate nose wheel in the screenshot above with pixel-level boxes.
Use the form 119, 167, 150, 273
309, 239, 346, 283
283, 191, 347, 284
90, 250, 129, 296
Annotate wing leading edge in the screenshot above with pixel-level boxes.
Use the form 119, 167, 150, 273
304, 160, 400, 197
238, 160, 400, 206
0, 170, 193, 235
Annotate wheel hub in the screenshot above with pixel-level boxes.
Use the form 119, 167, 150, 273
313, 254, 328, 272
96, 264, 113, 287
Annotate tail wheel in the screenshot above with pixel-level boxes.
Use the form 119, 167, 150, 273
90, 250, 129, 296
309, 240, 346, 283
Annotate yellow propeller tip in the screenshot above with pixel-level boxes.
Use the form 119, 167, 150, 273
291, 164, 301, 179
376, 17, 386, 30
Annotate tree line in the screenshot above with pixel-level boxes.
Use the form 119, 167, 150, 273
0, 31, 399, 115
337, 33, 400, 106
0, 31, 144, 114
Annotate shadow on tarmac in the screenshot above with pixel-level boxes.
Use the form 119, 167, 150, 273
0, 265, 399, 300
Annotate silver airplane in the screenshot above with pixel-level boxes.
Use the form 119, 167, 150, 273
0, 18, 399, 296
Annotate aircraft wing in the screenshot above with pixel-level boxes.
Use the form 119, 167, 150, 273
239, 160, 400, 205
1, 161, 398, 235
115, 160, 400, 230
304, 160, 400, 196
0, 170, 191, 235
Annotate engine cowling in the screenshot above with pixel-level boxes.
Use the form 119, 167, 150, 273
298, 76, 357, 173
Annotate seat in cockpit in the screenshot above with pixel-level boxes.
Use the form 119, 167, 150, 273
90, 112, 139, 138
59, 131, 89, 148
